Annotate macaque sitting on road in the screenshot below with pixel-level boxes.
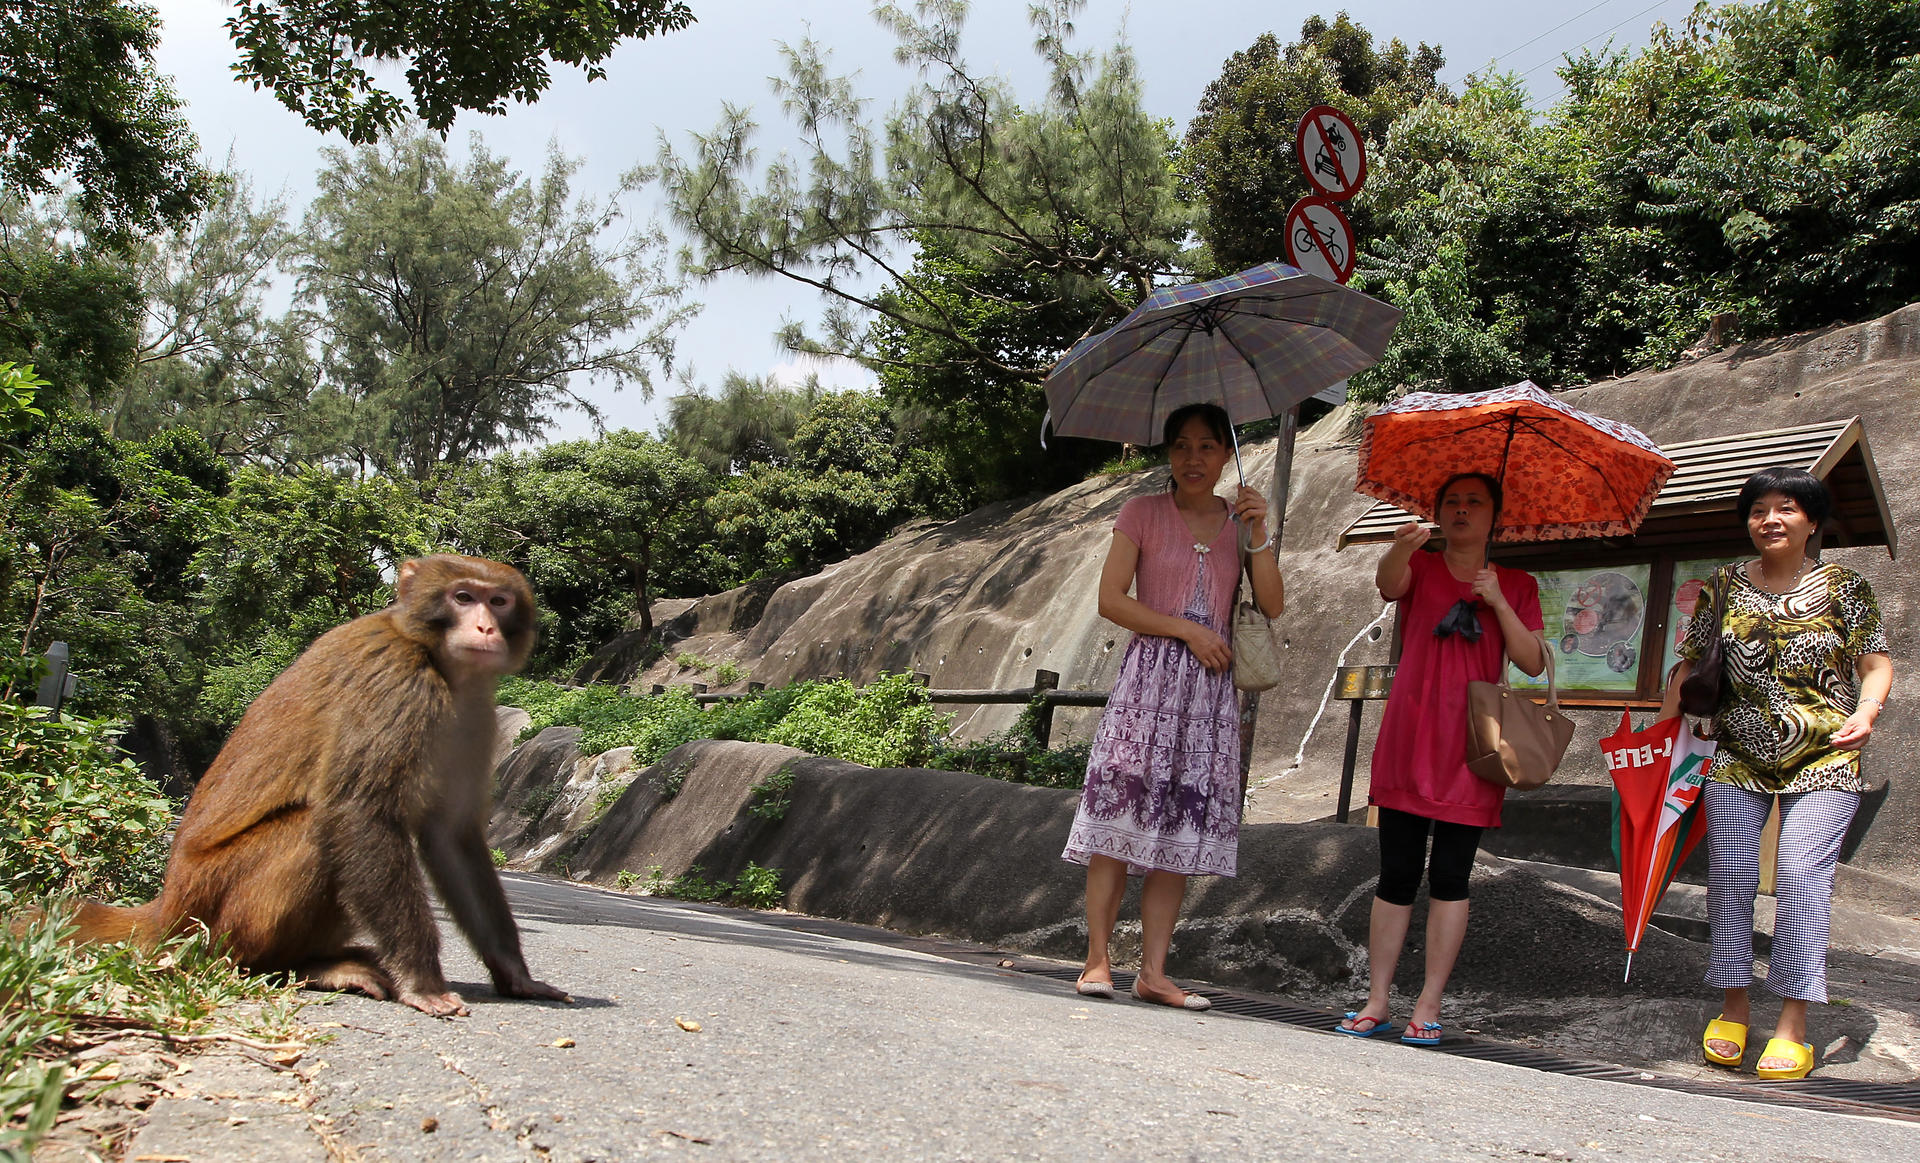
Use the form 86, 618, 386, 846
72, 555, 567, 1016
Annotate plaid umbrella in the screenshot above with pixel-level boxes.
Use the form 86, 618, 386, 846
1043, 262, 1402, 473
1356, 381, 1675, 543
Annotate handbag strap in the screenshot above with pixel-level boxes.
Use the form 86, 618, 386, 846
1500, 632, 1560, 708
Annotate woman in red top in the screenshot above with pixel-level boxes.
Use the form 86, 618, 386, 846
1337, 473, 1545, 1045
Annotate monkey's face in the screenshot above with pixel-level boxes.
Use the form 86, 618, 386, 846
439, 580, 526, 678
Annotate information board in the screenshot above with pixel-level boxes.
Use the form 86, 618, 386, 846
1661, 556, 1745, 681
1509, 564, 1653, 692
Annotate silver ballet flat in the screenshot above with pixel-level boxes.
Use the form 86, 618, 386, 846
1130, 979, 1211, 1010
1075, 978, 1117, 999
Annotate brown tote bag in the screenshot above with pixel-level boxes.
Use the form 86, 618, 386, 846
1466, 644, 1575, 791
1678, 565, 1732, 717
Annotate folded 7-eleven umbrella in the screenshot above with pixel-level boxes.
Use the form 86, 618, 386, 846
1601, 711, 1716, 981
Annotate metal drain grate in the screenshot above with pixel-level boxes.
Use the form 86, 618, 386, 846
1011, 963, 1920, 1124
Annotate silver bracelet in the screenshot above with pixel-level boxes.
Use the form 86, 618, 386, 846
1246, 533, 1274, 554
1860, 695, 1885, 713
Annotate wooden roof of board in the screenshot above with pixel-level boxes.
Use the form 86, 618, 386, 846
1336, 416, 1895, 561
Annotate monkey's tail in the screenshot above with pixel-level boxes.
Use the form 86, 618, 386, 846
68, 899, 169, 948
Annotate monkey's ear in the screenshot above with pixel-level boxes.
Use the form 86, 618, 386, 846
396, 560, 421, 600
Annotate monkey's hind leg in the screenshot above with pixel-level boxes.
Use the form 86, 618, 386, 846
296, 950, 396, 1001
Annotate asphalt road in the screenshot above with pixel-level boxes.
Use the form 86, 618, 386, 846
125, 874, 1920, 1161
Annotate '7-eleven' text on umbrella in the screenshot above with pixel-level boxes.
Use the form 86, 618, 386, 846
1602, 710, 1716, 981
1043, 262, 1400, 478
1357, 381, 1675, 543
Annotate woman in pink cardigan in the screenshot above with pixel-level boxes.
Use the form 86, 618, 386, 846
1062, 403, 1284, 1009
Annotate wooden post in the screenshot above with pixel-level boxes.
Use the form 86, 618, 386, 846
649, 684, 666, 696
1030, 669, 1060, 748
1239, 406, 1300, 790
910, 672, 932, 687
747, 681, 765, 692
689, 682, 708, 694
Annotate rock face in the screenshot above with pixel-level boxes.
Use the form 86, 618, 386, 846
621, 304, 1920, 878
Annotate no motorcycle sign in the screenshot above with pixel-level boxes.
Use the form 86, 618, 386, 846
1295, 105, 1367, 200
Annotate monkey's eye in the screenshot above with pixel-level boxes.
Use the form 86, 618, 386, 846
489, 594, 511, 609
452, 590, 477, 605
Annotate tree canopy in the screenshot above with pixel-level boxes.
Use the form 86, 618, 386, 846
0, 0, 212, 234
293, 131, 692, 478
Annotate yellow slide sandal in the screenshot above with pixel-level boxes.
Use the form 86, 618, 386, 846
1702, 1016, 1747, 1067
1756, 1037, 1815, 1081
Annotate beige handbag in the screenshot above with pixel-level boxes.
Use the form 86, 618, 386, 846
1465, 644, 1574, 791
1231, 555, 1281, 693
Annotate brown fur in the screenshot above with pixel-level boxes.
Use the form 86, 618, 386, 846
72, 555, 566, 1016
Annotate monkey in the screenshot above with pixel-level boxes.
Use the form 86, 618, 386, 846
69, 555, 568, 1017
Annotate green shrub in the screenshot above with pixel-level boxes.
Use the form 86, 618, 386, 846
760, 673, 947, 768
633, 863, 784, 909
672, 651, 710, 672
519, 783, 560, 823
928, 696, 1092, 789
498, 673, 950, 772
651, 762, 690, 801
714, 661, 747, 686
588, 779, 632, 823
490, 848, 509, 869
747, 765, 795, 821
616, 869, 642, 891
0, 705, 174, 909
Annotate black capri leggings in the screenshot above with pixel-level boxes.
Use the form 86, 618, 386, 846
1376, 806, 1483, 905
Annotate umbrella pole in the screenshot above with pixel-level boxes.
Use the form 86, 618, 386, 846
1624, 951, 1634, 983
1229, 421, 1245, 487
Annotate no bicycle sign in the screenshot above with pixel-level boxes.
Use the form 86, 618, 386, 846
1284, 196, 1356, 284
1295, 104, 1367, 200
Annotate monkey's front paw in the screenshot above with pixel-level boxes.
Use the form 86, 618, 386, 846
400, 989, 469, 1018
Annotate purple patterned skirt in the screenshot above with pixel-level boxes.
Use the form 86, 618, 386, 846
1061, 604, 1242, 878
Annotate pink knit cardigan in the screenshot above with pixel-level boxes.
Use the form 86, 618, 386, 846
1113, 492, 1240, 630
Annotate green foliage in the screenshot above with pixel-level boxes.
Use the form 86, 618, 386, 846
0, 411, 230, 720
0, 705, 171, 909
499, 673, 951, 771
0, 193, 147, 414
490, 847, 509, 869
652, 2, 1189, 505
746, 765, 795, 822
705, 393, 927, 579
714, 662, 747, 686
0, 910, 303, 1156
588, 778, 631, 823
672, 652, 710, 672
666, 371, 820, 474
1177, 15, 1448, 275
519, 783, 561, 823
294, 130, 692, 480
651, 762, 690, 802
448, 429, 712, 663
226, 1, 695, 144
928, 698, 1093, 789
759, 674, 948, 769
1345, 0, 1920, 394
0, 364, 48, 441
615, 868, 642, 891
634, 862, 784, 909
0, 1, 213, 235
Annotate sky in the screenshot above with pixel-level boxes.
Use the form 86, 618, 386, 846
147, 0, 1700, 441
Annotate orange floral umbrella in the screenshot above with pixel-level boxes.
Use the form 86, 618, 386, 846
1356, 381, 1674, 542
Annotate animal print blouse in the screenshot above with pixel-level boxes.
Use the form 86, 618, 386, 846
1679, 561, 1889, 795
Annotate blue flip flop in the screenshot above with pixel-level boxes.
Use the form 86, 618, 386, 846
1401, 1021, 1443, 1046
1336, 1011, 1394, 1038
